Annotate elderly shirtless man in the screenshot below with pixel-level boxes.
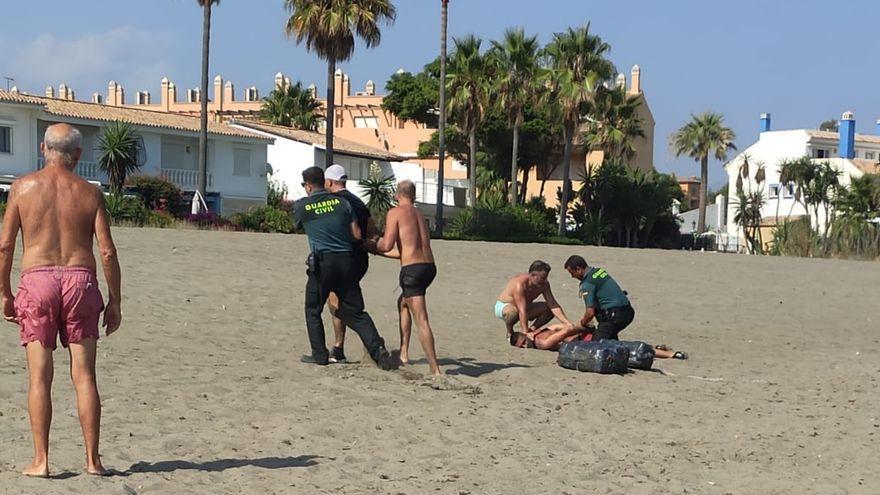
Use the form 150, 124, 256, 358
0, 124, 122, 477
495, 261, 573, 339
369, 180, 441, 375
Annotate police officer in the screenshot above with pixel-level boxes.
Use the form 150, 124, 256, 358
293, 166, 396, 369
563, 255, 634, 341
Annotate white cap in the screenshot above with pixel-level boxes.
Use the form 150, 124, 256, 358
325, 164, 347, 181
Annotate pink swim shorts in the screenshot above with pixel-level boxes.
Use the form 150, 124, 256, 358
16, 266, 104, 350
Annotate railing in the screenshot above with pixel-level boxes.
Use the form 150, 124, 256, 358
159, 169, 213, 189
37, 158, 104, 182
416, 181, 463, 207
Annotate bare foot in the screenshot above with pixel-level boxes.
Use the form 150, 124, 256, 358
22, 461, 49, 478
86, 459, 107, 476
399, 351, 409, 366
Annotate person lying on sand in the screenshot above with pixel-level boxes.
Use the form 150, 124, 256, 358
509, 323, 689, 359
495, 261, 574, 340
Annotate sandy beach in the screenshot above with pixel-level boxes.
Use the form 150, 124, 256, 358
0, 227, 878, 494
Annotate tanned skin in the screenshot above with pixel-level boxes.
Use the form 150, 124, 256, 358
496, 270, 573, 339
0, 123, 122, 477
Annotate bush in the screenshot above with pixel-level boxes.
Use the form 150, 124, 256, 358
449, 204, 555, 242
186, 211, 233, 230
768, 218, 814, 257
105, 193, 148, 225
145, 209, 179, 228
128, 176, 186, 217
231, 205, 294, 234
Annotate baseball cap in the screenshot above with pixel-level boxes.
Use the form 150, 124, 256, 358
325, 164, 347, 181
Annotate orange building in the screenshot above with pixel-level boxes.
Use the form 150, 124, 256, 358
677, 176, 702, 211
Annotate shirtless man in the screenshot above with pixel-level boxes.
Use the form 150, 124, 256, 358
369, 180, 441, 375
495, 261, 573, 339
0, 124, 122, 477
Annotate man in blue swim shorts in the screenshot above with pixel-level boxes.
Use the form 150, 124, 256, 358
494, 260, 574, 340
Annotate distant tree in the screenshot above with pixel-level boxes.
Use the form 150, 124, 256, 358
261, 82, 322, 131
195, 0, 221, 210
584, 85, 645, 164
97, 121, 143, 194
819, 118, 839, 132
669, 112, 737, 233
382, 70, 439, 127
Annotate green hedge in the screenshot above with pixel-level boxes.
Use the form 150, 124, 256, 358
231, 205, 294, 233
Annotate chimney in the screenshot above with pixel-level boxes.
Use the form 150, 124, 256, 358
308, 83, 317, 99
214, 75, 223, 110
342, 73, 351, 97
107, 81, 117, 105
9, 86, 18, 94
115, 84, 125, 105
160, 77, 170, 110
245, 86, 259, 102
760, 113, 771, 133
334, 69, 344, 105
615, 73, 626, 89
169, 82, 177, 105
45, 85, 55, 98
274, 72, 284, 90
630, 65, 641, 94
839, 111, 855, 159
136, 91, 151, 105
92, 93, 103, 104
224, 81, 234, 103
365, 80, 375, 96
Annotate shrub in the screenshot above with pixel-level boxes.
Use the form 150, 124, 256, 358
449, 204, 555, 242
186, 211, 233, 230
231, 205, 294, 234
145, 209, 179, 228
128, 176, 186, 217
768, 218, 814, 257
105, 193, 148, 225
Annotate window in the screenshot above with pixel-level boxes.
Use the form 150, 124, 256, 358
0, 126, 10, 153
814, 148, 829, 159
769, 184, 780, 199
783, 182, 795, 199
233, 148, 251, 177
866, 151, 876, 160
353, 116, 379, 129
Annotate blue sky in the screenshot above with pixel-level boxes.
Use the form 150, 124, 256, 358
2, 0, 879, 187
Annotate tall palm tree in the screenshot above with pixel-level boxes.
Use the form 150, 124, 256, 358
435, 0, 449, 234
489, 27, 541, 205
669, 112, 737, 233
584, 85, 645, 164
97, 121, 143, 195
196, 0, 220, 212
544, 24, 614, 236
261, 81, 322, 130
447, 34, 490, 209
283, 0, 397, 168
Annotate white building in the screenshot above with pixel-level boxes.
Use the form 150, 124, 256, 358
724, 111, 880, 246
229, 120, 457, 206
0, 89, 272, 215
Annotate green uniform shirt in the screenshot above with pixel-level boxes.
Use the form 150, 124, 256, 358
579, 267, 630, 310
293, 188, 356, 253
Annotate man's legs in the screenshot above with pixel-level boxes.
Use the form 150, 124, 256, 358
68, 339, 104, 475
397, 295, 413, 365
502, 301, 552, 336
327, 293, 347, 362
23, 342, 53, 477
332, 272, 393, 369
304, 269, 331, 363
405, 295, 441, 375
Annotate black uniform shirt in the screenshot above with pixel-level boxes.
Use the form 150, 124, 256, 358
293, 188, 356, 253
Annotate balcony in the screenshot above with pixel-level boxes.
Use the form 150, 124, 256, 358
37, 158, 104, 182
159, 168, 213, 190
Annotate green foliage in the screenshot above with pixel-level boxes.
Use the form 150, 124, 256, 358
449, 204, 555, 243
104, 193, 148, 225
145, 209, 179, 229
267, 180, 290, 209
0, 201, 6, 218
261, 82, 322, 131
231, 205, 294, 234
127, 175, 186, 217
382, 70, 439, 127
283, 0, 396, 63
97, 121, 143, 194
583, 85, 645, 163
358, 162, 396, 230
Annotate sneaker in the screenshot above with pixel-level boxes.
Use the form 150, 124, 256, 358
300, 353, 329, 366
328, 346, 347, 364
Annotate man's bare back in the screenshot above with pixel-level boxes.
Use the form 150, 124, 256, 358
384, 203, 434, 266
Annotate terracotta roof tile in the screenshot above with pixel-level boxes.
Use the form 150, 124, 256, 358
0, 90, 271, 141
231, 120, 403, 162
807, 130, 880, 145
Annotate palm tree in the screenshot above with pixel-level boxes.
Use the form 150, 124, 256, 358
584, 85, 645, 164
489, 27, 541, 205
447, 34, 490, 209
543, 24, 614, 236
283, 0, 397, 169
435, 0, 449, 235
778, 155, 814, 219
97, 121, 143, 194
669, 112, 737, 233
196, 0, 220, 212
261, 82, 322, 130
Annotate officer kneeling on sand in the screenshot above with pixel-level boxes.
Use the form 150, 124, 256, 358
294, 166, 397, 370
563, 255, 634, 341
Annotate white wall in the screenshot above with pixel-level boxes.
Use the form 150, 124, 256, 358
0, 104, 38, 176
210, 139, 268, 201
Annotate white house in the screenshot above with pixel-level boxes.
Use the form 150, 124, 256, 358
229, 120, 447, 205
0, 89, 272, 215
724, 111, 880, 246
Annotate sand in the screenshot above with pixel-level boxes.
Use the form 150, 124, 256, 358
0, 227, 878, 494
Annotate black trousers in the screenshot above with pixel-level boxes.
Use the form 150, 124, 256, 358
594, 305, 635, 341
305, 251, 385, 362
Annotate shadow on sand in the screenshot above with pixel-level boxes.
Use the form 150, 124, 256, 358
406, 357, 530, 378
123, 455, 321, 475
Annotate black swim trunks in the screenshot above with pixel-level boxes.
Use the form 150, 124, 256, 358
399, 263, 437, 298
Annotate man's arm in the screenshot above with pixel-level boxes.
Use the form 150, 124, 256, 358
94, 191, 122, 335
375, 209, 399, 254
0, 185, 21, 322
512, 281, 530, 334
579, 284, 597, 327
535, 325, 585, 351
543, 285, 573, 327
